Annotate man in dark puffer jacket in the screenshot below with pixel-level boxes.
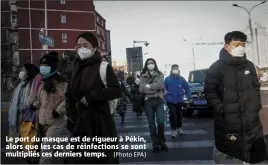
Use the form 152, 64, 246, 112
204, 31, 267, 164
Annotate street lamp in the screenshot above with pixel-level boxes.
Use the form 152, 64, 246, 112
182, 37, 203, 70
232, 1, 267, 65
133, 40, 149, 47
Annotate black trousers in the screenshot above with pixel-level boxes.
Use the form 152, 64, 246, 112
167, 102, 183, 130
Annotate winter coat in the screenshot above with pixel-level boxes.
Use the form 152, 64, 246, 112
139, 71, 166, 100
204, 48, 267, 163
65, 53, 121, 164
164, 75, 192, 104
32, 80, 67, 125
131, 84, 144, 111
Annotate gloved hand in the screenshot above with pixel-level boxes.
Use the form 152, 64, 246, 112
30, 104, 37, 111
52, 109, 60, 118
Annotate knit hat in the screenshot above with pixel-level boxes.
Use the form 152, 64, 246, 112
76, 32, 98, 48
40, 51, 59, 70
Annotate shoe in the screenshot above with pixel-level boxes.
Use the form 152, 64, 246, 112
171, 129, 177, 138
177, 127, 183, 135
152, 145, 160, 153
159, 142, 168, 151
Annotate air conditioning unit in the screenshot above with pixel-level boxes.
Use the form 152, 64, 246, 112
10, 5, 17, 12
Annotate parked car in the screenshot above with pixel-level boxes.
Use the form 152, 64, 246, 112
182, 69, 212, 117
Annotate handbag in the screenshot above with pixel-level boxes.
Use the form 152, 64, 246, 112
19, 108, 38, 151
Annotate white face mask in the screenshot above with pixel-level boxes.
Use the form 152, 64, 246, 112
19, 71, 26, 80
231, 46, 246, 57
78, 47, 94, 60
172, 69, 179, 75
147, 64, 155, 70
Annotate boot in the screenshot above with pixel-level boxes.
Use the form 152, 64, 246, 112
152, 142, 160, 153
121, 114, 125, 125
159, 141, 168, 151
158, 123, 168, 151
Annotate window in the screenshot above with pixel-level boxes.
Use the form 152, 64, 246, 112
101, 20, 104, 26
96, 26, 100, 35
96, 16, 99, 23
9, 0, 17, 4
102, 43, 106, 49
61, 15, 66, 24
98, 40, 101, 47
11, 14, 17, 24
188, 69, 208, 83
62, 32, 67, 43
60, 0, 65, 4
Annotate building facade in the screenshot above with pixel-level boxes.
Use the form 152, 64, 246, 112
1, 0, 109, 66
242, 23, 268, 66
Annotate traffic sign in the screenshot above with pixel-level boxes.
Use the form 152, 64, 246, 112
39, 33, 54, 48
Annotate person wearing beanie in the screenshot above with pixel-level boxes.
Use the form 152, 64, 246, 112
8, 63, 39, 163
29, 51, 67, 164
164, 64, 192, 138
65, 32, 121, 164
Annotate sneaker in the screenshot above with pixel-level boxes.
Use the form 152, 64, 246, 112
177, 127, 183, 135
171, 129, 177, 138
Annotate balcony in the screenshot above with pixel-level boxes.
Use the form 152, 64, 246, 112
10, 5, 17, 12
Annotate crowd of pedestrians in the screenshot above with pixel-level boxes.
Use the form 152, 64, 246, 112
7, 31, 268, 164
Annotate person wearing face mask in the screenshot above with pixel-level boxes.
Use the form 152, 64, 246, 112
164, 64, 192, 138
29, 52, 67, 164
139, 58, 168, 153
204, 31, 267, 164
8, 63, 39, 163
131, 77, 145, 119
65, 32, 121, 164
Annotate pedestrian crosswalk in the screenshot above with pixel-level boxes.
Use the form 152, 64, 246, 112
114, 104, 214, 164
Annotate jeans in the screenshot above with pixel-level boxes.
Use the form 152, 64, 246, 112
144, 98, 165, 145
167, 102, 182, 130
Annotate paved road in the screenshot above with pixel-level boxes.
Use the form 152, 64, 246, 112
1, 105, 214, 164
114, 105, 214, 164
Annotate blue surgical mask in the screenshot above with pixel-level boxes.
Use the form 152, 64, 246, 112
40, 66, 51, 75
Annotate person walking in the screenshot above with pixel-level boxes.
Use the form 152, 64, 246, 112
131, 78, 144, 119
8, 64, 39, 163
29, 52, 68, 164
164, 64, 192, 138
65, 32, 121, 164
139, 58, 168, 153
117, 80, 133, 124
204, 31, 267, 164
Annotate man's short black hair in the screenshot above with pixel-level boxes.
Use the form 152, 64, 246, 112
224, 31, 247, 45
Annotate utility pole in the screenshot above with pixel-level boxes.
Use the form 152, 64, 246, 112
233, 1, 267, 65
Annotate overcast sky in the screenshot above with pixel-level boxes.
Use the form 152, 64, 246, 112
94, 1, 268, 77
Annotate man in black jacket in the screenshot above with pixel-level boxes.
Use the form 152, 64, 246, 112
204, 31, 267, 164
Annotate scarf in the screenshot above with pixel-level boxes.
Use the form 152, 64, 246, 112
8, 81, 31, 129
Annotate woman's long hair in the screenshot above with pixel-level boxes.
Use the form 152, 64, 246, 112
141, 58, 161, 75
23, 64, 40, 82
43, 73, 66, 94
